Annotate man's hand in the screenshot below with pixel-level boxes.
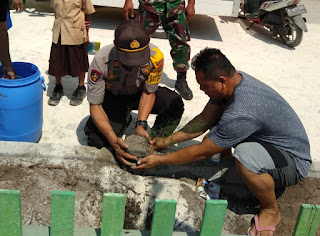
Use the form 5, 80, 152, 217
1, 65, 15, 79
85, 20, 90, 43
150, 137, 171, 151
123, 0, 134, 20
111, 137, 138, 166
13, 0, 23, 12
132, 154, 162, 170
135, 126, 150, 140
185, 3, 195, 22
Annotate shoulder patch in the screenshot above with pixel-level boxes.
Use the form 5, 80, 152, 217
147, 73, 161, 85
90, 69, 102, 82
146, 47, 164, 85
150, 47, 164, 68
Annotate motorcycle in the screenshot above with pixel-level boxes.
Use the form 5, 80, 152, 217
240, 0, 307, 47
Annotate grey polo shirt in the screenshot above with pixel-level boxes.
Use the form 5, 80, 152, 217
208, 71, 311, 178
87, 43, 164, 105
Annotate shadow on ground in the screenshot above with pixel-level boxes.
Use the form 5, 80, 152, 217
219, 16, 296, 50
46, 73, 83, 100
188, 15, 222, 41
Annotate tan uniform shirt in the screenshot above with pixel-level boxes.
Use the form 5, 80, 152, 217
87, 43, 164, 105
51, 0, 95, 45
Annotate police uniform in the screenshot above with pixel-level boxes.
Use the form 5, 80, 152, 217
84, 43, 184, 149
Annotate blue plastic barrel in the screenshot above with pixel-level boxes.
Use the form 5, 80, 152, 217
0, 62, 46, 142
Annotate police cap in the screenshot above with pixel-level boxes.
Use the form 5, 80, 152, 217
115, 19, 150, 67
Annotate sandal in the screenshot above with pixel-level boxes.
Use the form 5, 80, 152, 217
247, 215, 276, 235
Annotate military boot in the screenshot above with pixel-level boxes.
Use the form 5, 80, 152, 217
175, 72, 193, 100
245, 0, 260, 19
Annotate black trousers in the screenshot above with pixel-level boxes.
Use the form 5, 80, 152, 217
245, 0, 261, 14
84, 86, 184, 149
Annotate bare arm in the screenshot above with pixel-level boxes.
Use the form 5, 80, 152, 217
90, 104, 137, 166
85, 14, 90, 43
185, 0, 195, 22
134, 134, 226, 170
151, 101, 224, 150
123, 0, 134, 20
0, 22, 15, 79
90, 104, 118, 144
135, 89, 156, 139
13, 0, 23, 11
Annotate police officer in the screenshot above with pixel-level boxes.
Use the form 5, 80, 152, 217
123, 0, 195, 101
84, 20, 184, 166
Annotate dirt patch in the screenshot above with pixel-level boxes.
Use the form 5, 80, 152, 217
276, 178, 320, 235
221, 177, 320, 235
0, 160, 320, 235
0, 158, 204, 233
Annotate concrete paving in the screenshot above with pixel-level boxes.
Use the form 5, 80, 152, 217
1, 0, 320, 177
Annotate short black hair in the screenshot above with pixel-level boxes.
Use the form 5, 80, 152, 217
191, 48, 235, 81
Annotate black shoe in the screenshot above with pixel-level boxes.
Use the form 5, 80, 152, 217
245, 12, 259, 19
175, 72, 193, 100
48, 84, 64, 106
70, 86, 87, 106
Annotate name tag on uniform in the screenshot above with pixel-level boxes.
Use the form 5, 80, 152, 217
107, 70, 118, 79
147, 73, 161, 84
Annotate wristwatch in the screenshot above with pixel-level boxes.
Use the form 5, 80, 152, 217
135, 120, 148, 130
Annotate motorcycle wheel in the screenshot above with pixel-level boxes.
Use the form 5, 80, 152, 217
280, 16, 303, 48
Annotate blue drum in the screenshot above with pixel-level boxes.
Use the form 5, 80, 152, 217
0, 62, 46, 142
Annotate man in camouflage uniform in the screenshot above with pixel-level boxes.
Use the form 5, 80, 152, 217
124, 0, 195, 100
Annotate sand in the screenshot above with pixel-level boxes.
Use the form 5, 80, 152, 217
0, 142, 320, 234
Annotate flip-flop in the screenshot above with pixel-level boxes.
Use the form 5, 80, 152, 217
247, 215, 276, 235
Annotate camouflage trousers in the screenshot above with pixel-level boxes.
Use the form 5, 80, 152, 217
137, 0, 191, 72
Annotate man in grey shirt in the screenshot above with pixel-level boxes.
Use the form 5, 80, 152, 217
133, 48, 311, 235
